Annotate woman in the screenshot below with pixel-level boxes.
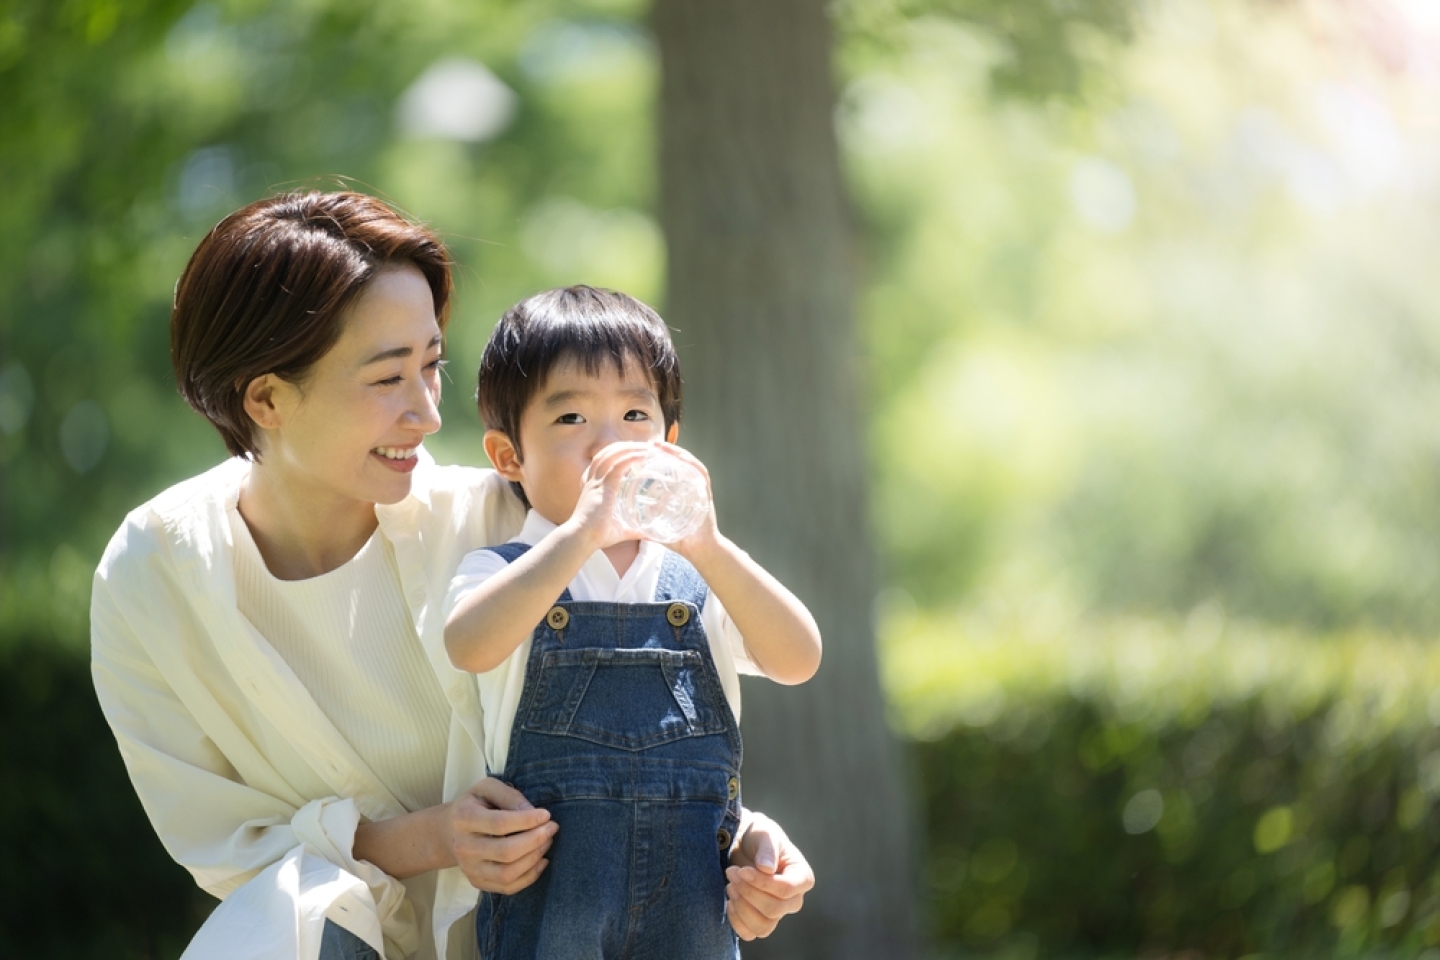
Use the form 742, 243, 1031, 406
90, 191, 812, 960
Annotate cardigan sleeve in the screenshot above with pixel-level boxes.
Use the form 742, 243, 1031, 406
91, 541, 307, 898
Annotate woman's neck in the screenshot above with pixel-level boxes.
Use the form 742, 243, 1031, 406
237, 466, 379, 581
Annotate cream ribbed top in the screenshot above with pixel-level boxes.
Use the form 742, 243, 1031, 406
229, 508, 451, 812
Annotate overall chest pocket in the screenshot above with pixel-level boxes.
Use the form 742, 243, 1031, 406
521, 647, 730, 751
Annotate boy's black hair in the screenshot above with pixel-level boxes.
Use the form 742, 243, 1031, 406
477, 285, 684, 507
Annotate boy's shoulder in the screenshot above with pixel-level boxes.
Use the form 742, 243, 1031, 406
475, 540, 533, 564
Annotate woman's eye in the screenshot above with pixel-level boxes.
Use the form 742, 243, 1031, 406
427, 358, 447, 374
376, 375, 403, 386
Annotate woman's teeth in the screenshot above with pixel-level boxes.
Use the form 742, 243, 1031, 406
374, 447, 416, 460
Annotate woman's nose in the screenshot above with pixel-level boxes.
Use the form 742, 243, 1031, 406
408, 380, 442, 435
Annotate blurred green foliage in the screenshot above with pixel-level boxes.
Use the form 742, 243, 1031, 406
0, 636, 214, 959
840, 0, 1440, 635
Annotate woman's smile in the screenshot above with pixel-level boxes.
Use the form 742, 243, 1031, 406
373, 445, 422, 472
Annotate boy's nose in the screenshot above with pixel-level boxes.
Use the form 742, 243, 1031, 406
588, 424, 622, 457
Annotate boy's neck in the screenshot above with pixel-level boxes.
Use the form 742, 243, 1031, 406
602, 539, 641, 578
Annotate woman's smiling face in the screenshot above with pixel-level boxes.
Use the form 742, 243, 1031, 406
252, 264, 445, 511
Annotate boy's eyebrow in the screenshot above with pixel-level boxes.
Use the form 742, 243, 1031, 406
542, 386, 659, 407
360, 334, 444, 366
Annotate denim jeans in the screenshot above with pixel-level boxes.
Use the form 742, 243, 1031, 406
476, 545, 742, 960
318, 920, 381, 960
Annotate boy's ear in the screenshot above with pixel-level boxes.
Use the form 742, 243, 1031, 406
483, 429, 525, 482
666, 422, 679, 444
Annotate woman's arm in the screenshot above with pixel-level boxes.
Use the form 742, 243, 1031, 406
353, 778, 556, 892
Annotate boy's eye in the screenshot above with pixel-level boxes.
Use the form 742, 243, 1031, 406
624, 409, 651, 421
556, 413, 584, 425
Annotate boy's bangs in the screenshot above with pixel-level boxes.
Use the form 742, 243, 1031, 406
533, 317, 671, 385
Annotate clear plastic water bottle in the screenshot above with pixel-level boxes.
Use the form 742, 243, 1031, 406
615, 449, 709, 543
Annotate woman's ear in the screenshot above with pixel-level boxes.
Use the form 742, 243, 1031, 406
666, 422, 680, 444
483, 430, 525, 482
242, 375, 284, 430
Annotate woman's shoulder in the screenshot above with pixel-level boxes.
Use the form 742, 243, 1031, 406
97, 459, 248, 578
405, 459, 526, 536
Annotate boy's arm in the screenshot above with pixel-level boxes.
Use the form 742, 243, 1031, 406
444, 521, 600, 673
444, 442, 652, 674
662, 445, 821, 685
677, 534, 821, 684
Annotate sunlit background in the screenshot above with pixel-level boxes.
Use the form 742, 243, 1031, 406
5, 0, 1440, 956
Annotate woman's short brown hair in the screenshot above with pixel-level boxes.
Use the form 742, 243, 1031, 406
171, 191, 453, 459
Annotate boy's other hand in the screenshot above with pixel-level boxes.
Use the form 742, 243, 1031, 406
649, 442, 722, 556
724, 810, 814, 939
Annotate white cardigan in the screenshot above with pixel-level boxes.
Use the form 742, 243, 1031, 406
90, 454, 526, 960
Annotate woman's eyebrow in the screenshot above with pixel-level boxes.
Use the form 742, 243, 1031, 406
360, 334, 443, 366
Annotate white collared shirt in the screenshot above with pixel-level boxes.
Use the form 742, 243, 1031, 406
91, 451, 527, 960
444, 510, 762, 776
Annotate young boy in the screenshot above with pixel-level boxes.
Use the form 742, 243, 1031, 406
443, 285, 821, 959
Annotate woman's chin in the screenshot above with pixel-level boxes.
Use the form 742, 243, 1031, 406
371, 476, 416, 506
364, 461, 419, 505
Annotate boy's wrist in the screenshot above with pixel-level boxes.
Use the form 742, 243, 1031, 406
556, 515, 610, 556
673, 529, 734, 570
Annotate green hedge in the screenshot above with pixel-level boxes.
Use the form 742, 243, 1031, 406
0, 638, 211, 960
889, 606, 1440, 958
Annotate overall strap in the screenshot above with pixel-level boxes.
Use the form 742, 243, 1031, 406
483, 541, 532, 564
654, 551, 710, 609
481, 542, 574, 603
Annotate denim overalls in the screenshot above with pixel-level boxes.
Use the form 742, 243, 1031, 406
475, 543, 743, 960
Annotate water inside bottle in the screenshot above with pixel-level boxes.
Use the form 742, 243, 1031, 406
616, 455, 708, 542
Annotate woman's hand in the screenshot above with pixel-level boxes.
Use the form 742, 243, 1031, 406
445, 778, 557, 893
725, 810, 815, 940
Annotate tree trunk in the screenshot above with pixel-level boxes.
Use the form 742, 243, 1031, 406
654, 2, 918, 956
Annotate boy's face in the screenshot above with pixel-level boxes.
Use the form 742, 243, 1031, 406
484, 353, 678, 527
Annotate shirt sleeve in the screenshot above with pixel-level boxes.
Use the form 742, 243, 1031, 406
441, 546, 511, 622
703, 590, 764, 678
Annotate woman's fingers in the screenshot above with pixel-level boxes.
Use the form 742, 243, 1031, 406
725, 866, 807, 940
723, 810, 815, 938
456, 832, 551, 893
725, 863, 808, 931
468, 776, 534, 810
455, 778, 550, 833
450, 778, 557, 893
